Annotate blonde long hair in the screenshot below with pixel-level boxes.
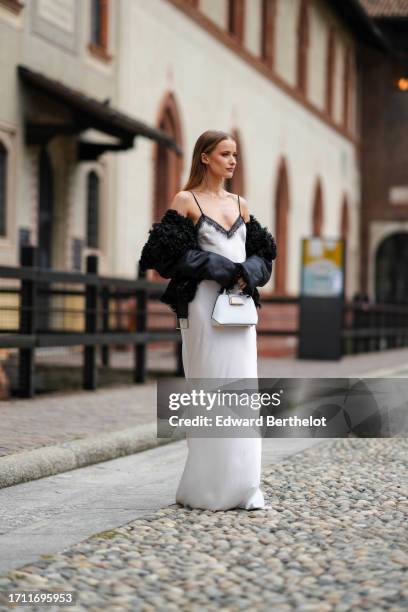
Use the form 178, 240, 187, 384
183, 130, 236, 191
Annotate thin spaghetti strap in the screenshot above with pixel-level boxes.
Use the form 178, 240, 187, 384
237, 195, 242, 218
189, 191, 204, 216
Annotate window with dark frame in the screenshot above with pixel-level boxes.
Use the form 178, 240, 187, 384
343, 48, 352, 130
261, 0, 276, 69
227, 0, 245, 44
89, 0, 110, 57
86, 171, 100, 249
0, 143, 7, 237
325, 26, 335, 117
296, 0, 310, 96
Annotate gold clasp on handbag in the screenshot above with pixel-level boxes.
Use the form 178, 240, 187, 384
229, 294, 245, 305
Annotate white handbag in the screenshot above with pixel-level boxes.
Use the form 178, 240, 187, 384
211, 288, 258, 327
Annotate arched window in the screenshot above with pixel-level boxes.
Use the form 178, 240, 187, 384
296, 0, 310, 96
86, 171, 100, 249
261, 0, 277, 69
227, 0, 245, 44
152, 94, 183, 282
312, 179, 323, 237
376, 233, 408, 304
325, 26, 335, 117
343, 48, 352, 130
153, 92, 183, 223
0, 143, 7, 237
274, 159, 290, 294
225, 128, 245, 196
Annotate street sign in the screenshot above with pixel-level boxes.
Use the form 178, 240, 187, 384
301, 238, 344, 298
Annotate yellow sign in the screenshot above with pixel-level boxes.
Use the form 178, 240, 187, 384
302, 238, 344, 297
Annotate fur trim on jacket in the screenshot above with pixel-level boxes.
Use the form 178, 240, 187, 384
139, 208, 277, 321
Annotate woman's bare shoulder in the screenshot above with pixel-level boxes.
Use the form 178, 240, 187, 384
169, 191, 193, 216
169, 191, 200, 224
237, 195, 251, 223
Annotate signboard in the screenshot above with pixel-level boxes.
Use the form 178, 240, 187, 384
301, 238, 345, 298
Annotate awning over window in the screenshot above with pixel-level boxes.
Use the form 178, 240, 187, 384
18, 65, 182, 160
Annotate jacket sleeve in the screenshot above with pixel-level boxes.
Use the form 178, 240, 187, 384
138, 209, 240, 289
237, 256, 272, 293
239, 215, 277, 294
159, 249, 241, 289
139, 210, 197, 274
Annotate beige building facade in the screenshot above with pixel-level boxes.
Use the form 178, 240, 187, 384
1, 0, 384, 303
118, 0, 361, 298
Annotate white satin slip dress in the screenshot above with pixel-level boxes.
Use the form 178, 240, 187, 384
175, 192, 265, 511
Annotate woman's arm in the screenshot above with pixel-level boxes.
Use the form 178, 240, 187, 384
237, 196, 277, 293
237, 198, 250, 290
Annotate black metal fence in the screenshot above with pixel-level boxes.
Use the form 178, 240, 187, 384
0, 246, 183, 397
342, 300, 408, 354
1, 246, 408, 397
259, 295, 408, 356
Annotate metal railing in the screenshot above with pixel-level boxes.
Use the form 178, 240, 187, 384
342, 300, 408, 354
0, 246, 183, 397
1, 246, 408, 397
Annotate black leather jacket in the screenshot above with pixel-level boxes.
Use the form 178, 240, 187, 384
139, 209, 277, 328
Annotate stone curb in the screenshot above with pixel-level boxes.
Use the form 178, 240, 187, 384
0, 424, 182, 490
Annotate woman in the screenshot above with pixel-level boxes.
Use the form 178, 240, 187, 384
139, 130, 276, 511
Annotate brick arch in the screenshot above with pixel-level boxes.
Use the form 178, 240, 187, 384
151, 92, 183, 282
375, 233, 408, 303
297, 0, 310, 96
312, 178, 324, 237
153, 91, 183, 223
325, 26, 335, 117
342, 47, 353, 130
274, 157, 290, 294
225, 127, 245, 196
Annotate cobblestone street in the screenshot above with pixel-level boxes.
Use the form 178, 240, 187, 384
0, 438, 406, 611
0, 349, 407, 610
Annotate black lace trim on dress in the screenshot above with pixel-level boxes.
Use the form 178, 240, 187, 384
196, 214, 245, 238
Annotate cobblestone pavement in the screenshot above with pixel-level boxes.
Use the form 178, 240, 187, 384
0, 384, 156, 457
0, 438, 406, 611
1, 347, 408, 458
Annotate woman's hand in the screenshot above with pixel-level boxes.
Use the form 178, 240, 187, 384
237, 275, 247, 290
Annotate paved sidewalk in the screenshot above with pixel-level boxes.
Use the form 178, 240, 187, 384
0, 347, 407, 489
0, 437, 322, 575
0, 437, 406, 611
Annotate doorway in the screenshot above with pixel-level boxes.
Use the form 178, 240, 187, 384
375, 232, 408, 303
